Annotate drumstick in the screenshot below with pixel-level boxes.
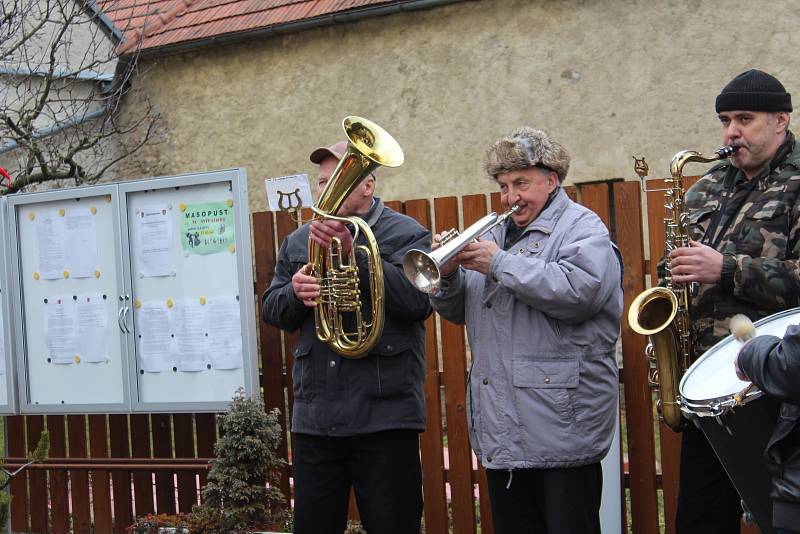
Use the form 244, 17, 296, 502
729, 314, 757, 406
734, 384, 756, 406
729, 314, 756, 342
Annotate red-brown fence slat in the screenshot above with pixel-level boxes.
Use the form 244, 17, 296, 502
26, 415, 48, 533
109, 414, 133, 532
613, 181, 659, 534
47, 414, 70, 533
403, 198, 448, 534
68, 415, 92, 534
462, 193, 493, 533
476, 465, 494, 534
645, 178, 689, 534
564, 185, 579, 203
173, 414, 198, 512
274, 210, 298, 509
195, 413, 216, 492
384, 200, 402, 212
151, 413, 175, 514
490, 192, 502, 214
579, 182, 633, 532
7, 415, 28, 533
579, 183, 611, 227
88, 414, 113, 533
130, 414, 154, 516
252, 210, 291, 504
434, 196, 476, 534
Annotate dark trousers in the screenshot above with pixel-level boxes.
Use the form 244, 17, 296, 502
292, 429, 422, 534
485, 462, 603, 534
776, 529, 800, 534
676, 423, 743, 534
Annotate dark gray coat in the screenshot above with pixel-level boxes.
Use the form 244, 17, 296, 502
738, 324, 800, 530
261, 199, 431, 436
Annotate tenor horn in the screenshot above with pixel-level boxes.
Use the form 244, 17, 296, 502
310, 116, 404, 358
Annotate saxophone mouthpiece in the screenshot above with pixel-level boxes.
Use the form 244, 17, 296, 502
717, 146, 740, 158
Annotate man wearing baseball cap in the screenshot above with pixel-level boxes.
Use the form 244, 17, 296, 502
667, 69, 800, 533
262, 140, 431, 533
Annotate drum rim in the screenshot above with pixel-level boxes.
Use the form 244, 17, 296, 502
680, 389, 763, 418
678, 306, 800, 416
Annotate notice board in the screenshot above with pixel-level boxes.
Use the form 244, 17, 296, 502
8, 185, 130, 412
7, 169, 258, 414
121, 170, 257, 411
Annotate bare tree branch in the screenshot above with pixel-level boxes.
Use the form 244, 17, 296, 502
0, 0, 160, 194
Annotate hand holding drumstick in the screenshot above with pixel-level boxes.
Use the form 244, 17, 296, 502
730, 314, 756, 401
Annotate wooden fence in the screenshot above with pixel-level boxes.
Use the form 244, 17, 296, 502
3, 180, 760, 534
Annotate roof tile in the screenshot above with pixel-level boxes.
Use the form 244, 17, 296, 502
97, 0, 408, 54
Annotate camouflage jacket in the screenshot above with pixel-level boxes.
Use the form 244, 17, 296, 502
683, 132, 800, 356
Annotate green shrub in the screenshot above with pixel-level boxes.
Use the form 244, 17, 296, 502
188, 389, 287, 533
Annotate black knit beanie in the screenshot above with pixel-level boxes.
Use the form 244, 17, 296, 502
716, 69, 792, 113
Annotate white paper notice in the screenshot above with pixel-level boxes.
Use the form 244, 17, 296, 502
46, 296, 78, 364
136, 301, 174, 372
207, 296, 243, 370
36, 212, 66, 279
172, 299, 208, 372
64, 208, 98, 278
76, 293, 108, 362
265, 174, 313, 211
138, 206, 174, 277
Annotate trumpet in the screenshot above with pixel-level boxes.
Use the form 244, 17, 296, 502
403, 205, 520, 293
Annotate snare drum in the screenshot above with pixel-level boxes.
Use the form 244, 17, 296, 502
678, 307, 800, 534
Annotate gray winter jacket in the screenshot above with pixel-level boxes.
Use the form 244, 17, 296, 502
431, 188, 622, 469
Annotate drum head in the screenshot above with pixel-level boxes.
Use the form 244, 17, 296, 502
681, 307, 800, 403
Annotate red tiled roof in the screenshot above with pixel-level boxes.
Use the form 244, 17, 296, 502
96, 0, 414, 55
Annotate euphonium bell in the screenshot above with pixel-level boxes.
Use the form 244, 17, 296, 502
310, 116, 404, 358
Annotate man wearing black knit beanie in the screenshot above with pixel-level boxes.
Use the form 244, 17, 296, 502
667, 69, 800, 534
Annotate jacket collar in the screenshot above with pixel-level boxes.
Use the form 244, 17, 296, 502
723, 130, 796, 190
521, 187, 570, 235
362, 197, 384, 227
492, 187, 570, 245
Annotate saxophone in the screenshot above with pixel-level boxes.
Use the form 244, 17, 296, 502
628, 146, 738, 432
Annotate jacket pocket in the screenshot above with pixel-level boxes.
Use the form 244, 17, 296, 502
367, 338, 414, 399
292, 341, 313, 401
512, 359, 579, 388
512, 358, 580, 425
739, 200, 789, 257
744, 199, 788, 221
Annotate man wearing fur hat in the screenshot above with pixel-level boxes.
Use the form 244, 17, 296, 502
668, 69, 800, 534
429, 127, 622, 533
